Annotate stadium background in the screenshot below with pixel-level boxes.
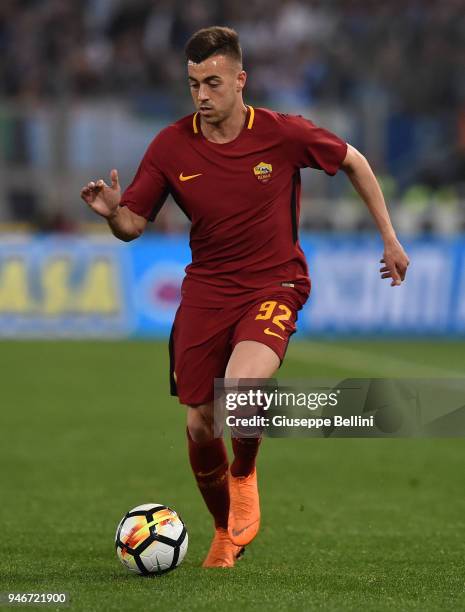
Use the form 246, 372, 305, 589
2, 1, 465, 610
0, 0, 464, 337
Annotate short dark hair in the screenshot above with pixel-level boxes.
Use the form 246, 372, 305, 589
185, 26, 242, 65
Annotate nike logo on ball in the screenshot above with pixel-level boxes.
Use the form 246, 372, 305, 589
179, 172, 202, 181
264, 328, 285, 340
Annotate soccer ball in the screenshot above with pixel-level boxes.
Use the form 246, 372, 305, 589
115, 503, 188, 576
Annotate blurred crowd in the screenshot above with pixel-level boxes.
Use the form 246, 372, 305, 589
0, 0, 464, 232
1, 0, 463, 113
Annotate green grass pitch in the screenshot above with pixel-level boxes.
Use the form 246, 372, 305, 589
1, 340, 465, 611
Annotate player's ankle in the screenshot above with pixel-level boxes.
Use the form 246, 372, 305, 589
230, 464, 256, 478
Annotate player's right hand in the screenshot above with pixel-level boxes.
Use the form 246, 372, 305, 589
80, 169, 121, 219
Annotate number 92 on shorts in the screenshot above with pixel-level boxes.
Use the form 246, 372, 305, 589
169, 293, 302, 406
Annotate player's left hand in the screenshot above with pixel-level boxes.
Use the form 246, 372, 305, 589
379, 239, 409, 286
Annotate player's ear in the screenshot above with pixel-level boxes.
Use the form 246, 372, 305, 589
237, 70, 247, 92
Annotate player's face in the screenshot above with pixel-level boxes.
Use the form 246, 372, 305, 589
187, 55, 246, 124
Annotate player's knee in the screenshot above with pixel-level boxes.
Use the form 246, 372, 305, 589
186, 405, 214, 443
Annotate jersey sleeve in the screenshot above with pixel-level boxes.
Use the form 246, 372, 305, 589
279, 113, 348, 176
120, 135, 170, 222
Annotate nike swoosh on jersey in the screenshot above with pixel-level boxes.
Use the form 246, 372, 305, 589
232, 520, 259, 537
179, 172, 202, 182
264, 328, 285, 340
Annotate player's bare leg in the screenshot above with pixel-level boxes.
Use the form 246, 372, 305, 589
186, 403, 244, 567
225, 340, 280, 546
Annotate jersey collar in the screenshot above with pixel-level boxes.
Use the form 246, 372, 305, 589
193, 105, 255, 134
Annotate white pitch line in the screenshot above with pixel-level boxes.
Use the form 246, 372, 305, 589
286, 341, 465, 378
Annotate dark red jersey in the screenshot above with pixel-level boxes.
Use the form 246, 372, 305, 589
121, 106, 347, 306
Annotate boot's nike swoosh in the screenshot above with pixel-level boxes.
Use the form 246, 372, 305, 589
232, 520, 259, 537
179, 172, 202, 181
264, 328, 285, 340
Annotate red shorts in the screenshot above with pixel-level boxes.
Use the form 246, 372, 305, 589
169, 291, 304, 406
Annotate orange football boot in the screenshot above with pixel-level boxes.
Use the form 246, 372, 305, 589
228, 468, 260, 546
202, 528, 245, 568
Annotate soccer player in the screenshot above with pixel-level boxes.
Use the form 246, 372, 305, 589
81, 26, 409, 568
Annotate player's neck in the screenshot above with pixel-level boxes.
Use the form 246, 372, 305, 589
200, 103, 248, 144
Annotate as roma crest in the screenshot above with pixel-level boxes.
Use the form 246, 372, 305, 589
253, 162, 273, 183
